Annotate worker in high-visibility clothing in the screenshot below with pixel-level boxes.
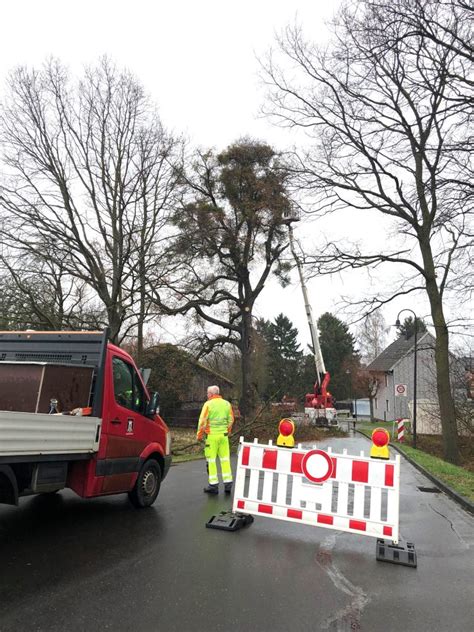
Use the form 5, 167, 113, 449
196, 385, 234, 494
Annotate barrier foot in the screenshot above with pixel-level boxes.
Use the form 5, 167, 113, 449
376, 539, 417, 568
206, 511, 254, 532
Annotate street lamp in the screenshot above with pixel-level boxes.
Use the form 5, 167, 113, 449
395, 309, 418, 449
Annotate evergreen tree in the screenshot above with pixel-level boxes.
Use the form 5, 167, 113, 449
397, 316, 427, 339
260, 314, 303, 399
295, 353, 320, 400
317, 312, 359, 400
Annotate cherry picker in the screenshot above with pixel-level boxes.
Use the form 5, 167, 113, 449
287, 221, 338, 427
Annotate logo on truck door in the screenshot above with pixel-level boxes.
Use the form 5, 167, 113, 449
127, 419, 134, 434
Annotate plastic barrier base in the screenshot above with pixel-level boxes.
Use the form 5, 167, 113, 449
206, 511, 254, 531
376, 538, 417, 568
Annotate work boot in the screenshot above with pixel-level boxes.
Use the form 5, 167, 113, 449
203, 484, 219, 494
224, 483, 233, 494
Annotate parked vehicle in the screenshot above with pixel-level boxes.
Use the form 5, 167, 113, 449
0, 330, 171, 508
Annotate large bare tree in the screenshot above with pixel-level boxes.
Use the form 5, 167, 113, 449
263, 0, 473, 462
0, 58, 181, 345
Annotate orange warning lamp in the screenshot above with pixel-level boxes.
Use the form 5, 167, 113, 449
277, 418, 295, 448
370, 427, 390, 459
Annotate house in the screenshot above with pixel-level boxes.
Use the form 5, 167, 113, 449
141, 343, 237, 427
366, 332, 439, 426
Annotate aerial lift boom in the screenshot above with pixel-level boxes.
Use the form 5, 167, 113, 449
287, 224, 337, 426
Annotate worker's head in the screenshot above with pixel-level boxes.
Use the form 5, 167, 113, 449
207, 385, 220, 399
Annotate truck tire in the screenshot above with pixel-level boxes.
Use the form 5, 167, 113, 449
128, 459, 162, 508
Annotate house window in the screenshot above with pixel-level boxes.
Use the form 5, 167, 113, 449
375, 397, 378, 409
386, 399, 389, 411
385, 374, 388, 387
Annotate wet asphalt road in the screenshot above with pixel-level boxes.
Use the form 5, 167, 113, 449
0, 434, 473, 632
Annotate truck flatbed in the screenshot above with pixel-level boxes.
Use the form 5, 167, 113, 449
0, 410, 101, 459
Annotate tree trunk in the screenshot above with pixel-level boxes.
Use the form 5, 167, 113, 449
421, 246, 460, 464
369, 397, 374, 422
136, 267, 146, 364
108, 309, 122, 345
240, 312, 256, 421
137, 318, 144, 364
432, 313, 460, 464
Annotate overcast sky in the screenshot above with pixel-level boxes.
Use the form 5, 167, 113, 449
0, 0, 336, 147
1, 1, 471, 353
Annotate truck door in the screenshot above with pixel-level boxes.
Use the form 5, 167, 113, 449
101, 355, 148, 493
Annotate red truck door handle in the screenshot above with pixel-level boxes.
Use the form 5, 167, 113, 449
111, 418, 121, 425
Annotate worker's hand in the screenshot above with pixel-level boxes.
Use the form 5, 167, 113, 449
196, 434, 203, 442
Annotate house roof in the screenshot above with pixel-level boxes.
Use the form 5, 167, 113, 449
144, 343, 235, 386
190, 358, 235, 386
367, 332, 431, 372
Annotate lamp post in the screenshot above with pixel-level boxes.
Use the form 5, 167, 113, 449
395, 309, 418, 449
346, 368, 356, 432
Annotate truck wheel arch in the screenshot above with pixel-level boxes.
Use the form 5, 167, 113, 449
145, 452, 165, 477
140, 444, 165, 475
0, 465, 19, 506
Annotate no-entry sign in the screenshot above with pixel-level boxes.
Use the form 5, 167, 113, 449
302, 449, 334, 483
395, 384, 407, 396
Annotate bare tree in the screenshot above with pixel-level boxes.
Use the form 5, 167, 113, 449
152, 140, 293, 418
356, 311, 389, 364
0, 58, 181, 344
0, 257, 105, 330
355, 368, 379, 422
263, 0, 473, 463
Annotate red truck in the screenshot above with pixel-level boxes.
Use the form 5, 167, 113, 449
0, 330, 171, 508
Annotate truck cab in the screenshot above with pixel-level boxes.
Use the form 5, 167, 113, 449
0, 330, 171, 508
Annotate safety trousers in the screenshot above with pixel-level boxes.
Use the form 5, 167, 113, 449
204, 434, 233, 485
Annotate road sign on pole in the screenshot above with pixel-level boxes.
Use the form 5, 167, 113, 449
395, 384, 407, 397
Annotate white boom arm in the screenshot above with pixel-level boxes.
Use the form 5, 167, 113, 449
288, 224, 326, 384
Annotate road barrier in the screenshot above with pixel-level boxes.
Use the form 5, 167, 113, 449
397, 418, 405, 442
232, 437, 401, 543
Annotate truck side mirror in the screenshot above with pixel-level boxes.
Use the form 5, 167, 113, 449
140, 368, 151, 386
146, 391, 160, 418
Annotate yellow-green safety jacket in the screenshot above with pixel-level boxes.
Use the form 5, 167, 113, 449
197, 395, 234, 440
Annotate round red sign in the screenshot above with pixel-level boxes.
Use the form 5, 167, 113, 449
302, 449, 333, 483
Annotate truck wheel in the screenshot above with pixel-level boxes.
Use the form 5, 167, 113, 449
129, 459, 161, 508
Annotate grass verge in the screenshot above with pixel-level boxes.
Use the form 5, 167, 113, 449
172, 453, 205, 464
358, 423, 474, 502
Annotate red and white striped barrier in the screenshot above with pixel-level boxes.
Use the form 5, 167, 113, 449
397, 418, 405, 442
233, 437, 401, 543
